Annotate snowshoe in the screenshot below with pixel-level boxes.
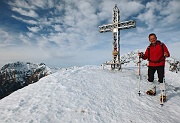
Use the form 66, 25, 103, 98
160, 95, 167, 102
146, 90, 156, 96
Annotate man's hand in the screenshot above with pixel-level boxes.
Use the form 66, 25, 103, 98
138, 52, 144, 58
164, 52, 168, 57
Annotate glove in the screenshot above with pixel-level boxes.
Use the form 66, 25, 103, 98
138, 52, 144, 58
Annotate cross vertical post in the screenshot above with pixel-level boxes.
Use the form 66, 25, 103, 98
99, 4, 136, 70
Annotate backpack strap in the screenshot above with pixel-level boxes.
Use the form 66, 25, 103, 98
148, 46, 150, 61
159, 41, 165, 60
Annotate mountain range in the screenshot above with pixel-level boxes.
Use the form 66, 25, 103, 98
0, 61, 52, 99
0, 51, 179, 100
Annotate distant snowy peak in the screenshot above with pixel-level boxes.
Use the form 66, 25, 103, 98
121, 51, 147, 67
0, 61, 52, 78
120, 50, 180, 68
0, 61, 52, 99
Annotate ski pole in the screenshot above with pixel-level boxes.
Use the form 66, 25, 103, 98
160, 76, 165, 106
160, 70, 166, 106
138, 54, 141, 96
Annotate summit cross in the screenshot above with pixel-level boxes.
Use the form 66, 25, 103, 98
99, 4, 136, 70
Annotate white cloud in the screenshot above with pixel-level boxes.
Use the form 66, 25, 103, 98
136, 0, 164, 29
53, 25, 63, 32
38, 17, 53, 26
0, 29, 32, 47
168, 42, 180, 60
11, 15, 38, 25
26, 32, 34, 38
11, 7, 38, 18
146, 1, 161, 10
0, 46, 50, 66
8, 0, 36, 9
1, 0, 180, 67
27, 26, 40, 33
0, 29, 9, 41
30, 0, 54, 9
136, 0, 180, 29
0, 29, 18, 47
19, 33, 32, 45
120, 1, 145, 20
161, 0, 180, 15
160, 0, 180, 25
137, 9, 157, 29
0, 33, 31, 46
136, 27, 146, 33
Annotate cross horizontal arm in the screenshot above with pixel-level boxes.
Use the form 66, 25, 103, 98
99, 23, 114, 33
118, 20, 136, 30
99, 20, 136, 33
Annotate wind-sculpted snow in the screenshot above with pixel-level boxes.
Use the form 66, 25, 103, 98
0, 65, 180, 123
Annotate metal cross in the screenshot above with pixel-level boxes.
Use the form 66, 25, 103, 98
99, 4, 136, 70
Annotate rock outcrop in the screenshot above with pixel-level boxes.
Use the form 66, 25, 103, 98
0, 61, 52, 99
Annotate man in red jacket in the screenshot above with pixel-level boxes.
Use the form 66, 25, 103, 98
139, 33, 170, 101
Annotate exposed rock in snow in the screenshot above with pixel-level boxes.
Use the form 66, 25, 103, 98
0, 61, 52, 99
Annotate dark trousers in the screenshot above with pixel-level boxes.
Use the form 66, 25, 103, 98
148, 66, 164, 83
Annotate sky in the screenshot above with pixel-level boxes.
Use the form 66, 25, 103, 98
0, 62, 180, 122
0, 0, 180, 68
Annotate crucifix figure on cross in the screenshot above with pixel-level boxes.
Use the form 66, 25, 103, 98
99, 4, 136, 70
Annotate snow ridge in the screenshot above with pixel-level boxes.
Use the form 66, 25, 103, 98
0, 64, 180, 123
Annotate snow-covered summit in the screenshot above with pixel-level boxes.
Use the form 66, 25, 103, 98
0, 62, 180, 122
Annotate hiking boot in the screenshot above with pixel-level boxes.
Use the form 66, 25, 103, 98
159, 83, 166, 102
146, 84, 156, 96
160, 95, 167, 102
146, 89, 156, 96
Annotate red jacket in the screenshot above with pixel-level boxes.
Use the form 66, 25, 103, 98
143, 41, 170, 67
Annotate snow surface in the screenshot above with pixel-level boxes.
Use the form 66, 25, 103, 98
0, 64, 180, 123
